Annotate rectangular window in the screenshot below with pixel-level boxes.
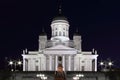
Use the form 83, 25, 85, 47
63, 32, 65, 36
35, 66, 39, 71
55, 32, 57, 36
59, 32, 61, 36
81, 66, 84, 71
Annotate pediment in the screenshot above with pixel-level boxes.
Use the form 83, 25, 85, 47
45, 44, 75, 50
44, 45, 77, 55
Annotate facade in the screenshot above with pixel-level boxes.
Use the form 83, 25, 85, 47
22, 15, 98, 71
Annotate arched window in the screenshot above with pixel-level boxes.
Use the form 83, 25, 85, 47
55, 32, 57, 36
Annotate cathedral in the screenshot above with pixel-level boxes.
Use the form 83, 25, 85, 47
22, 11, 98, 71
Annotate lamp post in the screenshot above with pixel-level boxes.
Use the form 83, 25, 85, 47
9, 60, 14, 71
99, 59, 113, 71
108, 60, 113, 70
8, 60, 22, 71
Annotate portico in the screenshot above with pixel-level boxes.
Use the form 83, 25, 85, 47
44, 45, 77, 71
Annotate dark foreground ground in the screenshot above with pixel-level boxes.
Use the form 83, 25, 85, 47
0, 71, 120, 80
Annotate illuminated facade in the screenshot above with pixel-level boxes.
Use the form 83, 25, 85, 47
22, 14, 98, 71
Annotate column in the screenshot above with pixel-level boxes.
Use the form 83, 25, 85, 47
86, 59, 91, 71
39, 58, 41, 71
95, 58, 97, 71
27, 59, 30, 71
49, 56, 52, 70
29, 58, 34, 71
25, 59, 28, 71
55, 56, 58, 70
23, 58, 25, 71
89, 60, 92, 71
62, 56, 65, 71
68, 56, 71, 71
30, 58, 34, 71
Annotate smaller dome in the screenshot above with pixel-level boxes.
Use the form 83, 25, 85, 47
74, 28, 80, 36
40, 32, 46, 36
74, 32, 80, 36
40, 29, 46, 36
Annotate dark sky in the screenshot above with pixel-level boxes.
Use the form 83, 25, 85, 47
0, 0, 120, 69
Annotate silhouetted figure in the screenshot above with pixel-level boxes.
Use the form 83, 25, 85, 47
54, 63, 66, 80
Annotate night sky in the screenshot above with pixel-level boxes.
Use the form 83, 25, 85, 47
0, 0, 120, 69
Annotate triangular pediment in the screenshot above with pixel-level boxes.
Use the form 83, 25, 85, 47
46, 45, 75, 50
44, 45, 77, 55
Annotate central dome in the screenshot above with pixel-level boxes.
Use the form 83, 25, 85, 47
52, 15, 69, 24
51, 14, 70, 42
53, 15, 68, 21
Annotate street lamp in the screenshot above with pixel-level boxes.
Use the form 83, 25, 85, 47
99, 61, 104, 70
9, 61, 13, 65
108, 60, 113, 70
17, 60, 22, 66
100, 61, 104, 66
8, 60, 22, 71
108, 62, 112, 66
99, 59, 114, 71
9, 60, 14, 71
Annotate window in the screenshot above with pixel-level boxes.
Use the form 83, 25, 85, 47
81, 66, 85, 71
82, 61, 84, 63
36, 60, 38, 63
63, 32, 65, 36
58, 56, 62, 61
55, 32, 57, 36
35, 66, 39, 71
59, 31, 61, 36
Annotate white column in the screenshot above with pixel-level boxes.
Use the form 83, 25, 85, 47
68, 56, 71, 71
86, 59, 91, 71
55, 56, 58, 70
89, 60, 92, 71
49, 56, 52, 70
31, 58, 34, 71
29, 58, 34, 71
27, 59, 30, 71
95, 58, 97, 71
62, 56, 65, 71
23, 58, 25, 71
39, 58, 41, 71
25, 59, 28, 71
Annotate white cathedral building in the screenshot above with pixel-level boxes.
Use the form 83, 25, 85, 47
22, 14, 98, 71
